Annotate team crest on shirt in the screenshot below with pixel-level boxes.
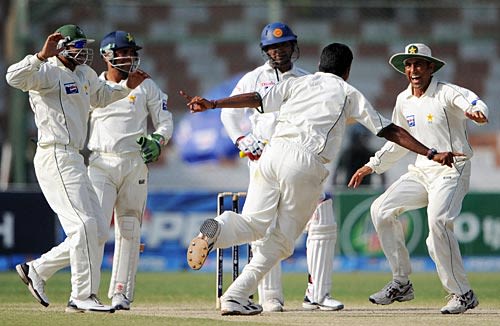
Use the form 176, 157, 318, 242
128, 95, 136, 104
162, 99, 168, 111
406, 115, 416, 127
427, 113, 433, 124
64, 82, 79, 94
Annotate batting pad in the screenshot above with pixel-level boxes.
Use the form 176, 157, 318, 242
108, 216, 141, 301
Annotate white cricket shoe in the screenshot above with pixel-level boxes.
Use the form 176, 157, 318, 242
187, 218, 220, 270
303, 293, 344, 311
262, 298, 284, 312
369, 280, 414, 305
16, 262, 49, 307
220, 298, 263, 316
112, 293, 131, 310
440, 290, 479, 314
65, 294, 115, 313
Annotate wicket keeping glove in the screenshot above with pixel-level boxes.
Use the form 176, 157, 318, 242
236, 133, 265, 161
136, 133, 165, 164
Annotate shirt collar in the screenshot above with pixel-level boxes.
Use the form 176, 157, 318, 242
403, 76, 438, 99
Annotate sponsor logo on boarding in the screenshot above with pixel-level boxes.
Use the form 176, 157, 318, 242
406, 114, 416, 127
64, 82, 79, 94
339, 197, 423, 256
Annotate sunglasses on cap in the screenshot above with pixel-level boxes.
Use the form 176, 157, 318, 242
69, 39, 87, 49
58, 36, 87, 50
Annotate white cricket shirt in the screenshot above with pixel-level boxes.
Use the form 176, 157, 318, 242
6, 54, 131, 150
366, 78, 489, 174
262, 72, 392, 163
221, 61, 309, 143
87, 73, 173, 154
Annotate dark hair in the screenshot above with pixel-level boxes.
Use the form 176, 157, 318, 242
319, 43, 353, 76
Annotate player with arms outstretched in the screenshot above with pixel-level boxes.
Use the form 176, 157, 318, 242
348, 43, 488, 314
221, 22, 342, 312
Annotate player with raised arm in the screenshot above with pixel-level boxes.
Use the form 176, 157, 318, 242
348, 43, 488, 314
87, 30, 173, 310
7, 24, 148, 313
181, 43, 461, 316
220, 22, 342, 312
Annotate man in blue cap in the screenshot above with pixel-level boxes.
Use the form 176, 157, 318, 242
88, 30, 173, 310
7, 24, 149, 313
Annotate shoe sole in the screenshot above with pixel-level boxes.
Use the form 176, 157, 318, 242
187, 237, 210, 270
15, 264, 49, 307
221, 309, 262, 316
318, 304, 344, 311
369, 294, 414, 305
187, 219, 219, 270
65, 305, 115, 313
113, 305, 131, 310
302, 302, 344, 311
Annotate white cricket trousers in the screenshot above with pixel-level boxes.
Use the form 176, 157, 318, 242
31, 144, 106, 300
371, 161, 472, 295
88, 151, 148, 301
215, 139, 329, 303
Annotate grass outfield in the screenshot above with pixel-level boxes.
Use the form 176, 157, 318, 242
1, 271, 499, 325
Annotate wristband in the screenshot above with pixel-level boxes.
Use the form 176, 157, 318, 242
426, 148, 438, 160
36, 53, 47, 61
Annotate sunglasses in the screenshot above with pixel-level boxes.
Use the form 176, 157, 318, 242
68, 39, 87, 49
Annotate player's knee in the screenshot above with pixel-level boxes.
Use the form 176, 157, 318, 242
370, 198, 391, 227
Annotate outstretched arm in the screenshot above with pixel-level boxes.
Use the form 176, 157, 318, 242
180, 90, 262, 113
378, 123, 463, 167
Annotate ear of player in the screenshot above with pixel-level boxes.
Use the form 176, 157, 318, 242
136, 133, 165, 164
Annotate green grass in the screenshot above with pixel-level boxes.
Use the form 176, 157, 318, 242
1, 271, 499, 325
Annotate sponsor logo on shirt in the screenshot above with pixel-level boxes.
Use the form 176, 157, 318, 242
406, 115, 416, 127
64, 82, 79, 94
471, 98, 480, 106
260, 81, 275, 92
162, 99, 168, 111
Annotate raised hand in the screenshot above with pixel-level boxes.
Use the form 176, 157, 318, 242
37, 32, 66, 60
179, 90, 215, 113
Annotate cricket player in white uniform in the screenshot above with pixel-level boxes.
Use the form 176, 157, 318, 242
183, 43, 460, 316
348, 43, 488, 314
221, 22, 343, 312
87, 30, 173, 310
7, 24, 149, 313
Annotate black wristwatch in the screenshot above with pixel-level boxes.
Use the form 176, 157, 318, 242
427, 148, 438, 160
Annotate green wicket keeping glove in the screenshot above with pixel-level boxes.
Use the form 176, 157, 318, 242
136, 133, 165, 164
